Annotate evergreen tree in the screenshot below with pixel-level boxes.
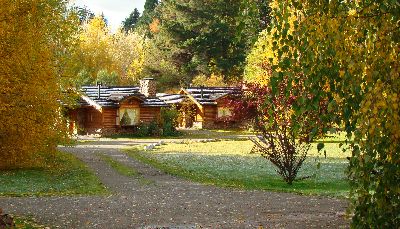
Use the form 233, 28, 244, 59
122, 8, 140, 32
143, 0, 266, 85
137, 0, 159, 28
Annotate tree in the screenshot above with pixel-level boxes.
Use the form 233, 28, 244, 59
136, 0, 159, 29
96, 70, 119, 86
111, 29, 147, 84
0, 0, 78, 169
122, 8, 140, 32
231, 83, 325, 184
191, 73, 227, 87
75, 15, 114, 83
143, 0, 264, 87
71, 5, 95, 24
73, 16, 147, 86
259, 1, 399, 227
244, 30, 273, 85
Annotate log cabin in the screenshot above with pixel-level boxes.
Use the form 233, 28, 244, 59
67, 78, 168, 135
162, 87, 242, 129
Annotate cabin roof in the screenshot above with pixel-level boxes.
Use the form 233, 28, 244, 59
79, 86, 168, 108
157, 93, 187, 104
183, 87, 241, 105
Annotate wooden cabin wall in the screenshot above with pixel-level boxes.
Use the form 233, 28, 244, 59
102, 108, 118, 134
202, 105, 217, 129
140, 107, 161, 123
84, 107, 103, 133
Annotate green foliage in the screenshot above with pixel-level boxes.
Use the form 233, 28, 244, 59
135, 121, 162, 137
76, 69, 94, 86
96, 69, 119, 86
141, 29, 184, 90
259, 0, 399, 227
244, 30, 272, 85
143, 0, 267, 86
0, 151, 108, 196
160, 107, 179, 136
135, 0, 159, 31
71, 5, 95, 24
122, 8, 141, 32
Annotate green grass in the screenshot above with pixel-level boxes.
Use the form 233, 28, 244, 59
97, 153, 138, 177
126, 138, 350, 198
0, 151, 108, 197
13, 216, 46, 229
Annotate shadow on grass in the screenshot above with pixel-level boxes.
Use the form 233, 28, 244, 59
0, 151, 108, 197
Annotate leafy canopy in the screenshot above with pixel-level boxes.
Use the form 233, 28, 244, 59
258, 0, 399, 227
0, 0, 78, 169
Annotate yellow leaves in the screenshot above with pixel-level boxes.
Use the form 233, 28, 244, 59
348, 9, 357, 17
0, 0, 75, 169
269, 1, 279, 10
74, 17, 147, 84
191, 73, 227, 87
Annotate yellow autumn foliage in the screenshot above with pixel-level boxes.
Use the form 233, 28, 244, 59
263, 0, 399, 226
73, 16, 147, 85
0, 0, 78, 169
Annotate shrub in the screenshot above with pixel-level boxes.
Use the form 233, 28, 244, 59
231, 83, 326, 184
160, 107, 180, 136
135, 121, 161, 137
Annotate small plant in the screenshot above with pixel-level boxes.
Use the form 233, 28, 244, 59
231, 83, 326, 184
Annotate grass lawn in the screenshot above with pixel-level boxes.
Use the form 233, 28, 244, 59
13, 216, 46, 229
126, 135, 350, 198
0, 151, 108, 197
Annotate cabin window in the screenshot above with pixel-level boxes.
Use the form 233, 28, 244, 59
119, 108, 139, 126
217, 107, 232, 118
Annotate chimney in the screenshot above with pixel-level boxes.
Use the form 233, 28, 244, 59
97, 82, 102, 99
139, 78, 157, 97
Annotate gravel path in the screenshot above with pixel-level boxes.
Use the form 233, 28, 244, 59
0, 141, 349, 228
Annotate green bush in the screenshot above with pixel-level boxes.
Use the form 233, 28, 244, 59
135, 121, 161, 137
160, 107, 180, 136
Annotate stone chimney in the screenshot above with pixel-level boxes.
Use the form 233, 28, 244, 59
139, 78, 157, 97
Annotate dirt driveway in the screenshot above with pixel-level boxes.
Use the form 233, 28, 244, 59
0, 141, 349, 228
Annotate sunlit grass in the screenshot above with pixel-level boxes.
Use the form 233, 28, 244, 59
127, 138, 350, 197
13, 216, 47, 229
0, 151, 108, 197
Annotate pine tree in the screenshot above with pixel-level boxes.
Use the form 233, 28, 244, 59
122, 8, 140, 32
137, 0, 159, 28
